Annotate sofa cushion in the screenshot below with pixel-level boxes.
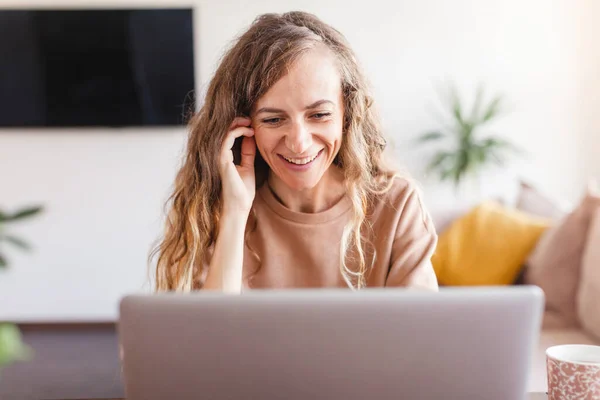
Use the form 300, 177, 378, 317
516, 181, 569, 221
432, 200, 550, 285
541, 309, 576, 329
578, 208, 600, 340
524, 182, 600, 327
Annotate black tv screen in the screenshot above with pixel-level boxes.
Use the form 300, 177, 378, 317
0, 8, 195, 127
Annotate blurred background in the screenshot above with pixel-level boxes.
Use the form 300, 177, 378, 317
0, 0, 599, 398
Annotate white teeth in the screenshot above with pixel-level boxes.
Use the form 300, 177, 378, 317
283, 152, 319, 165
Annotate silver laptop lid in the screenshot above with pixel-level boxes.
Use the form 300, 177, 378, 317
119, 286, 544, 400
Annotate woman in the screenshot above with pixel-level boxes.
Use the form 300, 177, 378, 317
152, 11, 438, 293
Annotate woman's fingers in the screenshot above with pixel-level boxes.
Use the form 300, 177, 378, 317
229, 117, 252, 130
222, 126, 254, 153
220, 117, 254, 167
240, 136, 256, 169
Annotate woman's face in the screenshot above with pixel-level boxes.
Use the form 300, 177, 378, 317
251, 47, 344, 192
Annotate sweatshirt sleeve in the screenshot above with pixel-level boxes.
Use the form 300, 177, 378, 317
385, 186, 439, 290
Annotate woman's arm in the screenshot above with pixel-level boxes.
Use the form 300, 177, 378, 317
203, 214, 247, 293
203, 117, 256, 293
385, 186, 439, 291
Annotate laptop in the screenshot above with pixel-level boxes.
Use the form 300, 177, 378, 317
118, 286, 544, 400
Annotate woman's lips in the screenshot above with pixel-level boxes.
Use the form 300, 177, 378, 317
278, 149, 324, 171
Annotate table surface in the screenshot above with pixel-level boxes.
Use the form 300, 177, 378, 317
49, 395, 549, 400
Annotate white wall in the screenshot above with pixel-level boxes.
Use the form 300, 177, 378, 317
1, 0, 598, 321
582, 0, 600, 183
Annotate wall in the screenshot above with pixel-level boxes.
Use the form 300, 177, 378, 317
582, 0, 600, 184
0, 0, 597, 321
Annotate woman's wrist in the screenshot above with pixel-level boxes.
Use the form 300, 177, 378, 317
220, 208, 251, 227
204, 211, 247, 292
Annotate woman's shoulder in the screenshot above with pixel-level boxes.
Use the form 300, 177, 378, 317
370, 174, 435, 232
373, 174, 424, 208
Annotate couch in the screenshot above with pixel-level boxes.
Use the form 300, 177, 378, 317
429, 180, 600, 393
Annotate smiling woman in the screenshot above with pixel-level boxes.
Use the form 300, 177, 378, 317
151, 11, 439, 293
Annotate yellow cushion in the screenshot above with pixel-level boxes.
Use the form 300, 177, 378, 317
432, 200, 551, 286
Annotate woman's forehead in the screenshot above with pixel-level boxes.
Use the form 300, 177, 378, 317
253, 48, 343, 112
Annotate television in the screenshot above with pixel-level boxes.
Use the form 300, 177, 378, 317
0, 8, 195, 128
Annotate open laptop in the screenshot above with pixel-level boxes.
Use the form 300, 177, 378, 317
118, 286, 544, 400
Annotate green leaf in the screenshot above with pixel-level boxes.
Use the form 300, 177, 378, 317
489, 149, 507, 165
453, 167, 463, 187
480, 95, 503, 123
470, 83, 485, 124
417, 131, 446, 143
440, 167, 455, 182
452, 97, 464, 125
0, 254, 6, 269
457, 149, 469, 174
472, 142, 488, 161
0, 323, 33, 367
460, 122, 475, 141
1, 206, 43, 223
3, 235, 30, 251
435, 149, 466, 186
482, 137, 524, 156
442, 83, 466, 128
465, 148, 477, 173
475, 145, 489, 165
481, 137, 509, 147
426, 152, 454, 173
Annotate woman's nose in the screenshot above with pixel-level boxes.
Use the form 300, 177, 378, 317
285, 121, 312, 154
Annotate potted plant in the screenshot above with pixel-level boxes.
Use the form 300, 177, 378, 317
416, 84, 522, 190
0, 205, 43, 372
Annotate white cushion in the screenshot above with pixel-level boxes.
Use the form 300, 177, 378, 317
515, 181, 569, 220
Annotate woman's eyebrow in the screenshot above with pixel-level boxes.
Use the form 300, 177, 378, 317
305, 99, 334, 109
255, 99, 334, 115
255, 107, 285, 115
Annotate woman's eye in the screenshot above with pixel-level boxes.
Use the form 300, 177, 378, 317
263, 117, 282, 124
312, 112, 331, 119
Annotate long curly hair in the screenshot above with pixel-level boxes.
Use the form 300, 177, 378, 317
151, 11, 396, 291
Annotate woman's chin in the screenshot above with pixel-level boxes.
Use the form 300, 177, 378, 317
273, 172, 325, 192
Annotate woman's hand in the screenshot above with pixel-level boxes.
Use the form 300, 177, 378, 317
219, 117, 256, 216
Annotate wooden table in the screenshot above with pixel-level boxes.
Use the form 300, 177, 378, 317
51, 395, 549, 400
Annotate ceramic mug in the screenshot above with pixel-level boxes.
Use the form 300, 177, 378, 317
546, 344, 600, 400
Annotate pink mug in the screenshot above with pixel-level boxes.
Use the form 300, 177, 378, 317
546, 344, 600, 400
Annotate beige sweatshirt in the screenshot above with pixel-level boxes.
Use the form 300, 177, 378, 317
240, 177, 439, 290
